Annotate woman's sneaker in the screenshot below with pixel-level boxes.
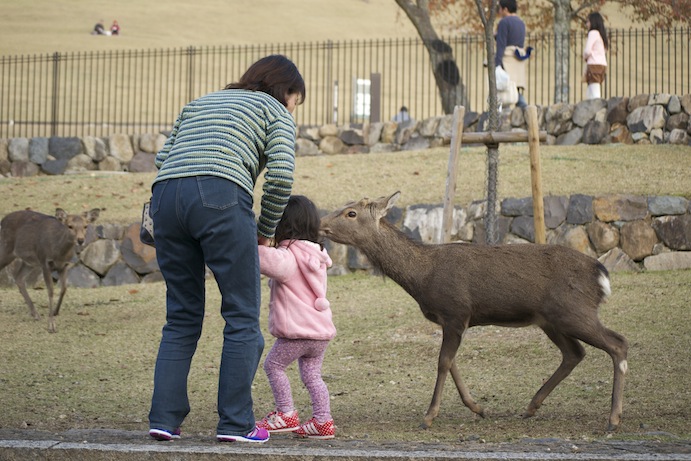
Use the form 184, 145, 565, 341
149, 427, 181, 441
294, 418, 335, 439
217, 426, 270, 443
256, 410, 300, 433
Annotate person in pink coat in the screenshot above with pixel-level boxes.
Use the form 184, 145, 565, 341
256, 195, 337, 439
583, 11, 608, 99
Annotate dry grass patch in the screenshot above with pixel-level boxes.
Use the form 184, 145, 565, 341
1, 144, 689, 223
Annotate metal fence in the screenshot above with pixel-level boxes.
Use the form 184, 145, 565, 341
1, 27, 689, 138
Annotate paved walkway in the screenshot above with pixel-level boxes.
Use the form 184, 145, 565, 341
1, 429, 690, 461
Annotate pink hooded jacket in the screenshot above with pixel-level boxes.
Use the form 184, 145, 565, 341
258, 240, 336, 340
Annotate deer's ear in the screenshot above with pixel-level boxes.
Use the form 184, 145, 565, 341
383, 191, 401, 213
85, 208, 100, 222
55, 208, 68, 222
373, 191, 400, 218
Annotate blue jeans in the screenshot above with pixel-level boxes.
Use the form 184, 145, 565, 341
148, 176, 264, 436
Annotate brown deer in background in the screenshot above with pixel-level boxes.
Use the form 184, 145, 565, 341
0, 208, 100, 333
320, 191, 628, 432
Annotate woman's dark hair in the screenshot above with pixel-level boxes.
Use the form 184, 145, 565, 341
588, 12, 609, 50
274, 195, 322, 248
225, 54, 305, 108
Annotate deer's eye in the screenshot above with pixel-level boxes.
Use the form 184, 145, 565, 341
347, 211, 357, 218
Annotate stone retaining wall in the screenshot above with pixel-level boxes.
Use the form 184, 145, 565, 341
1, 94, 690, 177
1, 193, 689, 289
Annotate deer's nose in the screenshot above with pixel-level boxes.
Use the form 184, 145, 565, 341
77, 238, 85, 245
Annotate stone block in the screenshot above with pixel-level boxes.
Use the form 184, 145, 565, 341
653, 215, 691, 250
598, 247, 641, 272
566, 194, 594, 225
593, 194, 647, 222
587, 221, 619, 254
49, 136, 82, 160
620, 220, 658, 261
644, 251, 691, 271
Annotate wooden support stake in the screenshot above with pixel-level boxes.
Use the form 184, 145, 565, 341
461, 131, 546, 144
442, 105, 548, 245
526, 105, 546, 244
441, 105, 465, 243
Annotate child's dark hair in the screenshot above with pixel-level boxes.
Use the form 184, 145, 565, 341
274, 195, 322, 248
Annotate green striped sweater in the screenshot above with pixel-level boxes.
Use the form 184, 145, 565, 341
154, 89, 296, 238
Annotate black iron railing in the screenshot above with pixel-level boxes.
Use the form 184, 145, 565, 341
1, 28, 689, 138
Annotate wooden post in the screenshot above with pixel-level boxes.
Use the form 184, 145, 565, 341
526, 105, 546, 244
441, 105, 548, 246
441, 105, 465, 243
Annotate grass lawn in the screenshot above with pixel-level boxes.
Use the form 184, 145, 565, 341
0, 270, 689, 443
0, 142, 690, 443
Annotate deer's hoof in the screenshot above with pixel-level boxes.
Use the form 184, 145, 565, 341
522, 410, 536, 419
419, 420, 433, 430
606, 422, 619, 433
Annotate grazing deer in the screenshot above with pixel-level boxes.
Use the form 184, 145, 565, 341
0, 208, 100, 333
320, 191, 628, 432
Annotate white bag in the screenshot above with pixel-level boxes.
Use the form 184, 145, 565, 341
495, 65, 511, 91
495, 66, 519, 105
497, 81, 519, 105
495, 66, 518, 104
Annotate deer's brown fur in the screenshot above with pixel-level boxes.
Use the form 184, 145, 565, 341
0, 208, 100, 333
320, 192, 628, 432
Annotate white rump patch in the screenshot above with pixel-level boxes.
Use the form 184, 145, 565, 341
599, 272, 612, 300
619, 360, 628, 374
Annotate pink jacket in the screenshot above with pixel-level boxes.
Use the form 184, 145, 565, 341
258, 240, 336, 340
584, 30, 607, 66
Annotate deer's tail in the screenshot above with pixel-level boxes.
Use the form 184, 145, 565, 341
596, 262, 611, 301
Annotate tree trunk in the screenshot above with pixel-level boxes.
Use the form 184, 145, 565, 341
552, 0, 573, 103
474, 0, 500, 244
395, 0, 468, 113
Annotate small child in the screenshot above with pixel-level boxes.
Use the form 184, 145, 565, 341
256, 195, 337, 439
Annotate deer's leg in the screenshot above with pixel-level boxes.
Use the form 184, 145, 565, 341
41, 264, 58, 333
574, 325, 628, 432
524, 327, 585, 419
0, 243, 15, 272
53, 267, 68, 317
13, 262, 40, 320
421, 328, 465, 429
449, 360, 485, 417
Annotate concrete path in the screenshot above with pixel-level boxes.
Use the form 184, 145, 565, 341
1, 429, 690, 461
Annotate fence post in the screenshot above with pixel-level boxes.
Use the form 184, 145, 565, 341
51, 52, 60, 137
369, 73, 381, 123
186, 46, 196, 103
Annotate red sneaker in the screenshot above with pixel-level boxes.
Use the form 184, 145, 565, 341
294, 417, 335, 439
256, 410, 300, 433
